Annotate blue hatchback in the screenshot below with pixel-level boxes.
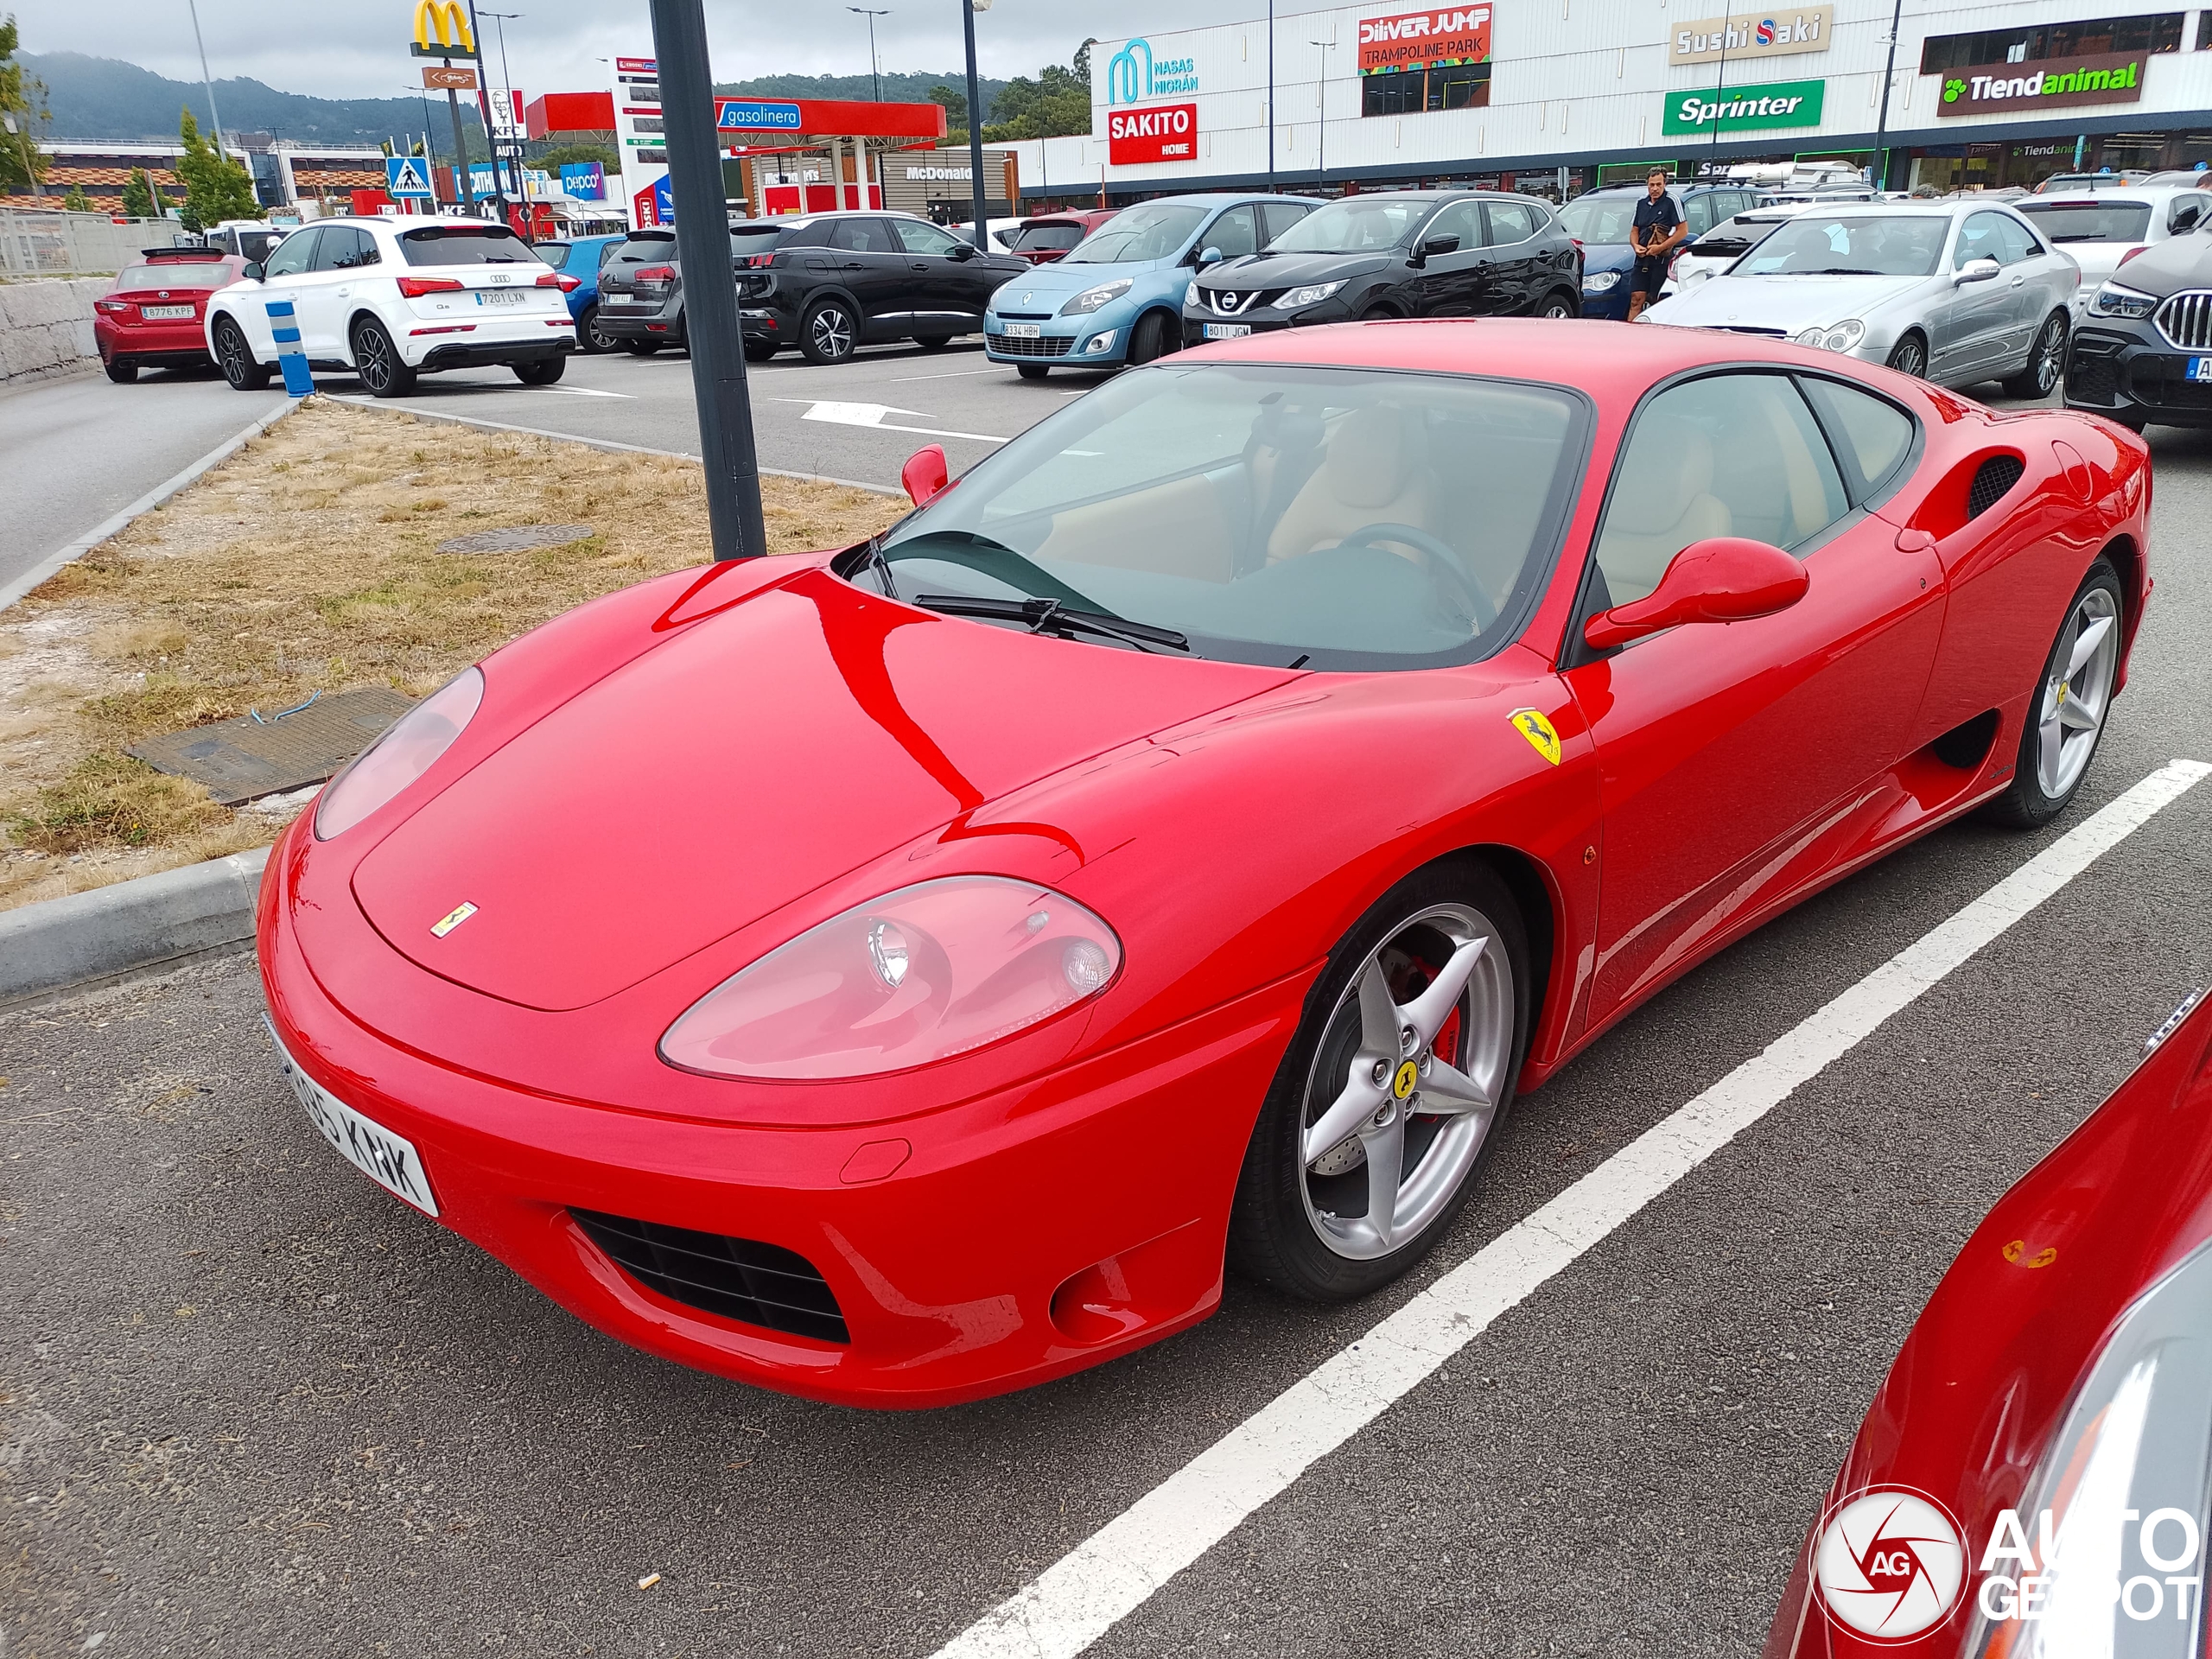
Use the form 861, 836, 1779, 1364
538, 232, 628, 353
983, 194, 1319, 377
1556, 182, 1770, 320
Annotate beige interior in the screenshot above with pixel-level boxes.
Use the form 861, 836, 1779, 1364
1267, 404, 1438, 564
1589, 414, 1732, 607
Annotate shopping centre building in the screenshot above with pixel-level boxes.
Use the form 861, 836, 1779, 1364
1005, 3, 2212, 202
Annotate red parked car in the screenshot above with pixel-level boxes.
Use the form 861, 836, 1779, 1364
93, 245, 255, 383
1004, 208, 1118, 264
259, 320, 2148, 1407
1765, 986, 2212, 1657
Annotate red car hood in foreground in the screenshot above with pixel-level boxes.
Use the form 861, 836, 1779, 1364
350, 567, 1288, 1011
1766, 989, 2212, 1657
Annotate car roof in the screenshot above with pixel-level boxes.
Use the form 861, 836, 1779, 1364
1137, 192, 1325, 206
2019, 187, 2200, 205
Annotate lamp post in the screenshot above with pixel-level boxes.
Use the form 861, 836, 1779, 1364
1309, 36, 1333, 182
962, 0, 990, 251
1871, 0, 1906, 192
186, 0, 228, 159
1267, 0, 1276, 184
849, 9, 889, 102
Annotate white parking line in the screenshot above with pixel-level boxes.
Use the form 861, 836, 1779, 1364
887, 366, 1012, 383
528, 385, 632, 398
931, 758, 2212, 1659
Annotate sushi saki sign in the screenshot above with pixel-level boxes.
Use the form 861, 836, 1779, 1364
1669, 7, 1833, 66
1109, 102, 1198, 163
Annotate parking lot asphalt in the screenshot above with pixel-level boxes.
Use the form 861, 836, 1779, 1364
6, 347, 2212, 1659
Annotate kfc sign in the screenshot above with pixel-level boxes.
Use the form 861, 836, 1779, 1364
1109, 103, 1198, 165
1357, 7, 1492, 75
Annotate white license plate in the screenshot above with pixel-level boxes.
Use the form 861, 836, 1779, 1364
1002, 322, 1042, 339
2190, 357, 2212, 383
140, 303, 195, 320
474, 289, 530, 308
268, 1018, 439, 1217
1203, 322, 1252, 340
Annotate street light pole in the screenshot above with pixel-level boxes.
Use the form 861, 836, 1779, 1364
1309, 37, 1332, 181
849, 9, 889, 103
1267, 0, 1276, 184
648, 0, 767, 562
481, 10, 530, 235
462, 0, 514, 223
1871, 0, 1905, 192
962, 0, 989, 251
186, 0, 228, 158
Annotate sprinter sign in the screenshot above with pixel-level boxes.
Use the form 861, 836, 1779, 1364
1108, 103, 1198, 165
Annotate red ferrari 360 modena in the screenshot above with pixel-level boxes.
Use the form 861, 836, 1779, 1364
259, 319, 2150, 1407
1764, 987, 2212, 1659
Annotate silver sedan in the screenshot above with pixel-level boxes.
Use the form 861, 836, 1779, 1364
1643, 201, 2079, 395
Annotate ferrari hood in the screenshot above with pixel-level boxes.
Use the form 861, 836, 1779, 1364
1649, 270, 1924, 332
351, 569, 1287, 1011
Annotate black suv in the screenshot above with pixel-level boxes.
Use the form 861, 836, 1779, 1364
735, 212, 1027, 363
594, 228, 701, 355
2067, 228, 2212, 429
1181, 190, 1580, 345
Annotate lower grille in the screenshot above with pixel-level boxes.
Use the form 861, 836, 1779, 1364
2128, 359, 2212, 408
2067, 354, 2120, 404
569, 1208, 849, 1344
987, 332, 1073, 358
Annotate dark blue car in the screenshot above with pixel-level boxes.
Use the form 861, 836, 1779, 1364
1557, 181, 1770, 320
537, 232, 628, 353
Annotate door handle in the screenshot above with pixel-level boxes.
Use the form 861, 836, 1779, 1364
2010, 276, 2025, 288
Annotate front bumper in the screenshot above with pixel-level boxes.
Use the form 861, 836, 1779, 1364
983, 316, 1127, 365
1580, 262, 1634, 321
2064, 317, 2212, 426
1178, 296, 1351, 347
257, 817, 1306, 1408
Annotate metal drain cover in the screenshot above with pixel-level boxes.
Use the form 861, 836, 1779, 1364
435, 523, 596, 555
128, 687, 418, 806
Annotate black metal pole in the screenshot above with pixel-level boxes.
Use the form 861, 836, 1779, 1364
963, 0, 988, 249
444, 82, 478, 213
1872, 0, 1905, 191
1267, 0, 1276, 185
463, 0, 512, 222
650, 0, 767, 562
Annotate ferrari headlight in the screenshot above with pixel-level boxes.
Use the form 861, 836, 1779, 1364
1061, 278, 1133, 316
313, 666, 482, 840
1795, 320, 1866, 353
2094, 281, 2160, 320
1184, 279, 1199, 306
1966, 1239, 2212, 1656
658, 875, 1122, 1080
1278, 280, 1344, 309
1583, 270, 1621, 293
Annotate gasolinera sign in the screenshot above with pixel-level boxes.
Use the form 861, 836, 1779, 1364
1938, 51, 2148, 117
1662, 75, 1826, 135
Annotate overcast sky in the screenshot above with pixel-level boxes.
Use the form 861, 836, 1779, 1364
10, 0, 1264, 101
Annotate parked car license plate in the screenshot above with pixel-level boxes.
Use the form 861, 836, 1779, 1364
1003, 322, 1042, 339
1204, 322, 1253, 340
267, 1017, 439, 1217
475, 289, 529, 308
139, 304, 194, 321
2190, 357, 2212, 383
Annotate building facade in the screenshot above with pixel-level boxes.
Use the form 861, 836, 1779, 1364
1007, 3, 2212, 200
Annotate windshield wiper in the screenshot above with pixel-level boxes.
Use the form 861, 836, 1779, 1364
1789, 266, 1886, 276
914, 594, 1192, 655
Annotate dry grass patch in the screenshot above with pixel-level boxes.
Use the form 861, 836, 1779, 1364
0, 397, 901, 911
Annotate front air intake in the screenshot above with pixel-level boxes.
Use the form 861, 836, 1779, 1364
1967, 454, 2025, 522
569, 1209, 849, 1344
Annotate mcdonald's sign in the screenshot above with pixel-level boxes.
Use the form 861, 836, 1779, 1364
411, 0, 478, 58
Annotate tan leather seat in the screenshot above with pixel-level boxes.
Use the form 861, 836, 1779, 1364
1266, 404, 1438, 564
1590, 414, 1732, 606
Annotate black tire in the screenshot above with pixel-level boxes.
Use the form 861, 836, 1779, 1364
104, 359, 138, 384
1535, 289, 1580, 319
1357, 302, 1397, 321
2004, 311, 2069, 399
512, 356, 565, 385
623, 340, 660, 356
351, 317, 416, 398
212, 316, 272, 391
1016, 363, 1050, 380
1128, 309, 1174, 365
915, 334, 954, 350
1980, 556, 2124, 829
1229, 858, 1532, 1301
579, 303, 618, 354
1885, 331, 1929, 379
800, 299, 858, 365
743, 340, 780, 362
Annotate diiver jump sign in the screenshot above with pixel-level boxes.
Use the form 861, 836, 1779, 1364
1357, 7, 1491, 74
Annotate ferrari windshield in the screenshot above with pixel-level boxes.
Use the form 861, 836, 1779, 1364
1736, 214, 1948, 276
1064, 203, 1206, 263
873, 364, 1584, 668
1268, 197, 1430, 253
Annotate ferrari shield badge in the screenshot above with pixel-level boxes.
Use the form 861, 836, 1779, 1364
1508, 708, 1562, 766
429, 901, 479, 938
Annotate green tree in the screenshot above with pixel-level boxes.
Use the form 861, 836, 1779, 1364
174, 106, 260, 231
532, 141, 618, 172
61, 182, 89, 210
988, 61, 1091, 140
927, 83, 966, 130
121, 167, 158, 219
0, 14, 51, 190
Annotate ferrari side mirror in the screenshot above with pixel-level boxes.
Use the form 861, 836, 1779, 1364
901, 442, 950, 508
1583, 537, 1808, 651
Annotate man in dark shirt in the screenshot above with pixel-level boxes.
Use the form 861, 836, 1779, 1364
1627, 169, 1685, 323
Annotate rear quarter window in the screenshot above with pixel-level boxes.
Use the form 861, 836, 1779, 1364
399, 226, 543, 266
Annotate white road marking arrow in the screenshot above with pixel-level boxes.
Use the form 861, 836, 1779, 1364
791, 400, 1006, 443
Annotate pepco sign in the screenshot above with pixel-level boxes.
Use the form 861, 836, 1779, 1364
1109, 103, 1198, 164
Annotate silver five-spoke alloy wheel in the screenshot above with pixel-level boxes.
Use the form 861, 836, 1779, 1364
2037, 582, 2119, 799
810, 305, 855, 360
1297, 903, 1514, 1261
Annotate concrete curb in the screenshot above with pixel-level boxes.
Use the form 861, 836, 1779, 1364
0, 395, 303, 613
0, 845, 270, 1010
